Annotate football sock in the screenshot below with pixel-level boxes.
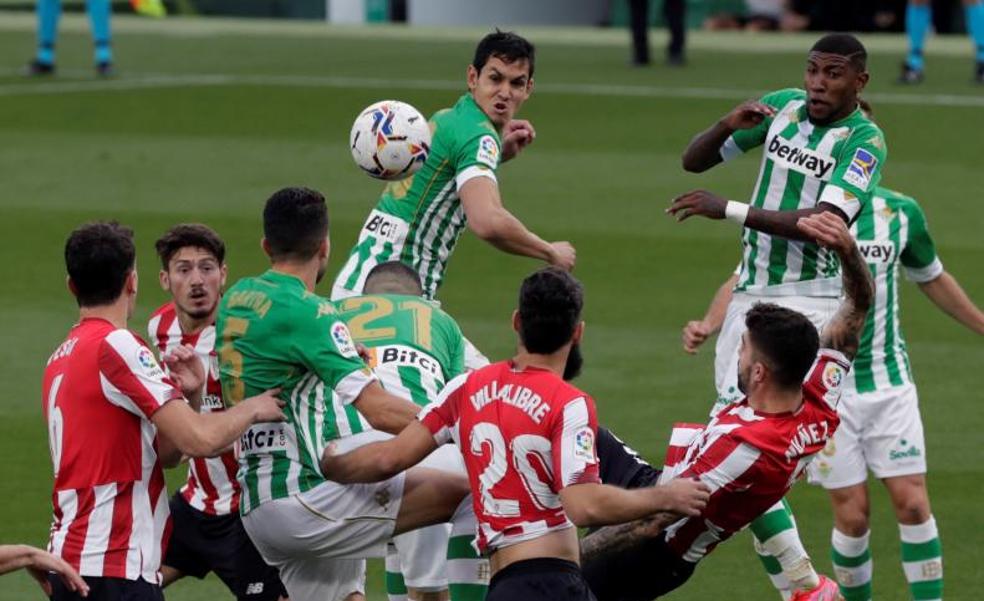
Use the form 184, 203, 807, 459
447, 497, 488, 601
830, 529, 872, 601
86, 0, 113, 64
754, 537, 793, 600
906, 3, 931, 70
35, 0, 61, 65
900, 517, 943, 601
751, 499, 820, 595
385, 546, 409, 601
966, 2, 984, 62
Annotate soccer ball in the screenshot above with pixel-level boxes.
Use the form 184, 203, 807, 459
350, 100, 431, 181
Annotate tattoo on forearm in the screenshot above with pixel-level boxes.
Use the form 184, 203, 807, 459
580, 513, 672, 563
821, 244, 874, 359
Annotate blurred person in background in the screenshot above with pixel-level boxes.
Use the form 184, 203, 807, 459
25, 0, 114, 76
704, 0, 785, 31
629, 0, 687, 65
900, 0, 984, 83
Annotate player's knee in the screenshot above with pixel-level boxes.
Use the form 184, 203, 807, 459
893, 497, 931, 524
835, 511, 870, 536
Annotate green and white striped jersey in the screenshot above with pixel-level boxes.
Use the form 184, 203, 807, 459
333, 93, 502, 301
721, 88, 887, 298
851, 187, 942, 393
335, 294, 466, 407
216, 270, 376, 514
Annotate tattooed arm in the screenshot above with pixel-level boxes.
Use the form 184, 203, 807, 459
580, 512, 678, 563
796, 212, 874, 360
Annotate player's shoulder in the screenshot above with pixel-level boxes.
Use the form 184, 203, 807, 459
149, 301, 176, 320
845, 114, 886, 150
761, 88, 806, 109
147, 301, 177, 338
876, 186, 923, 216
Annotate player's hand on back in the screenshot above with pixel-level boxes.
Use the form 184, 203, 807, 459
667, 190, 727, 222
796, 212, 854, 256
163, 344, 205, 398
656, 477, 711, 517
721, 100, 776, 131
682, 320, 712, 354
548, 241, 576, 271
501, 119, 536, 162
242, 388, 287, 423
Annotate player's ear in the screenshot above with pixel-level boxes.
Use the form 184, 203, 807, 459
66, 276, 78, 299
159, 269, 169, 292
127, 268, 139, 296
219, 263, 228, 288
511, 309, 521, 334
260, 237, 272, 259
320, 236, 330, 260
572, 321, 585, 344
525, 77, 534, 95
467, 64, 479, 92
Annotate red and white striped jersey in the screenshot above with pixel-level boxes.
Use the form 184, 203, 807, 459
660, 349, 850, 563
148, 303, 240, 516
42, 318, 183, 583
420, 361, 601, 554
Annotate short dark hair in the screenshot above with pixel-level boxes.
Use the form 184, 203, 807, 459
155, 223, 226, 270
64, 222, 136, 307
745, 303, 819, 389
518, 267, 583, 354
473, 30, 536, 78
810, 33, 867, 70
364, 261, 423, 296
263, 187, 329, 262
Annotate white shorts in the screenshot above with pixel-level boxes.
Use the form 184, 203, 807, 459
390, 443, 467, 590
808, 382, 926, 489
242, 432, 405, 601
712, 292, 840, 414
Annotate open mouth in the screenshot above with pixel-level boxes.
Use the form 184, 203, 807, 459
189, 290, 208, 302
493, 101, 508, 113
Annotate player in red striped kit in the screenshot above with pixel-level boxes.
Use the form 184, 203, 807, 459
320, 267, 711, 601
43, 222, 285, 601
148, 225, 286, 601
580, 212, 873, 601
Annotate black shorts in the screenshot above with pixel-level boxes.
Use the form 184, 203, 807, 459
164, 492, 285, 601
49, 575, 163, 601
582, 534, 695, 601
488, 558, 596, 601
596, 426, 661, 490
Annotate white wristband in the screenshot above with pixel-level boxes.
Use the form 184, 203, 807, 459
725, 201, 750, 225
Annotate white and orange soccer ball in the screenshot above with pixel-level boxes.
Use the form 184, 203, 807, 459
350, 100, 431, 181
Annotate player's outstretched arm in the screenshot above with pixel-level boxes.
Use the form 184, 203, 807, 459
0, 544, 90, 597
320, 420, 437, 483
579, 512, 679, 564
352, 381, 422, 435
681, 100, 776, 173
798, 213, 873, 360
683, 272, 737, 354
460, 177, 576, 271
917, 272, 984, 335
559, 477, 709, 528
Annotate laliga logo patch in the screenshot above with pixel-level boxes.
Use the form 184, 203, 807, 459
843, 148, 878, 191
330, 322, 359, 358
137, 347, 156, 370
822, 362, 844, 389
476, 135, 499, 169
574, 427, 595, 462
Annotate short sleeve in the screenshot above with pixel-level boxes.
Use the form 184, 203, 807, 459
550, 395, 601, 489
454, 132, 500, 189
720, 89, 799, 161
818, 126, 886, 221
292, 299, 376, 405
446, 326, 466, 381
801, 349, 852, 412
99, 330, 183, 419
900, 201, 944, 282
419, 372, 469, 445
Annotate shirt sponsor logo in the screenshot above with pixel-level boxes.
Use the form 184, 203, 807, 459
476, 135, 499, 169
331, 322, 359, 359
857, 241, 896, 265
376, 345, 442, 377
201, 394, 224, 412
240, 424, 288, 455
364, 210, 407, 243
843, 148, 878, 191
766, 135, 835, 180
244, 583, 265, 595
574, 428, 595, 462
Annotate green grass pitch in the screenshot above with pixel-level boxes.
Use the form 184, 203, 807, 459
0, 15, 981, 600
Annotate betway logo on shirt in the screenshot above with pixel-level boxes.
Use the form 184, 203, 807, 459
857, 241, 896, 265
766, 135, 836, 181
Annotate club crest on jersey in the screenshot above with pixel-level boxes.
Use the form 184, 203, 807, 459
843, 148, 878, 191
766, 135, 835, 180
476, 135, 499, 169
574, 428, 595, 462
822, 362, 845, 389
330, 322, 359, 359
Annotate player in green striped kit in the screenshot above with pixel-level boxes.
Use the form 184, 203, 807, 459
331, 30, 575, 303
217, 188, 479, 601
670, 34, 886, 599
336, 261, 485, 601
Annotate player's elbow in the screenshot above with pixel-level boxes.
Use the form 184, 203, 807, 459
681, 154, 705, 173
376, 447, 406, 480
562, 495, 605, 528
467, 215, 499, 241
